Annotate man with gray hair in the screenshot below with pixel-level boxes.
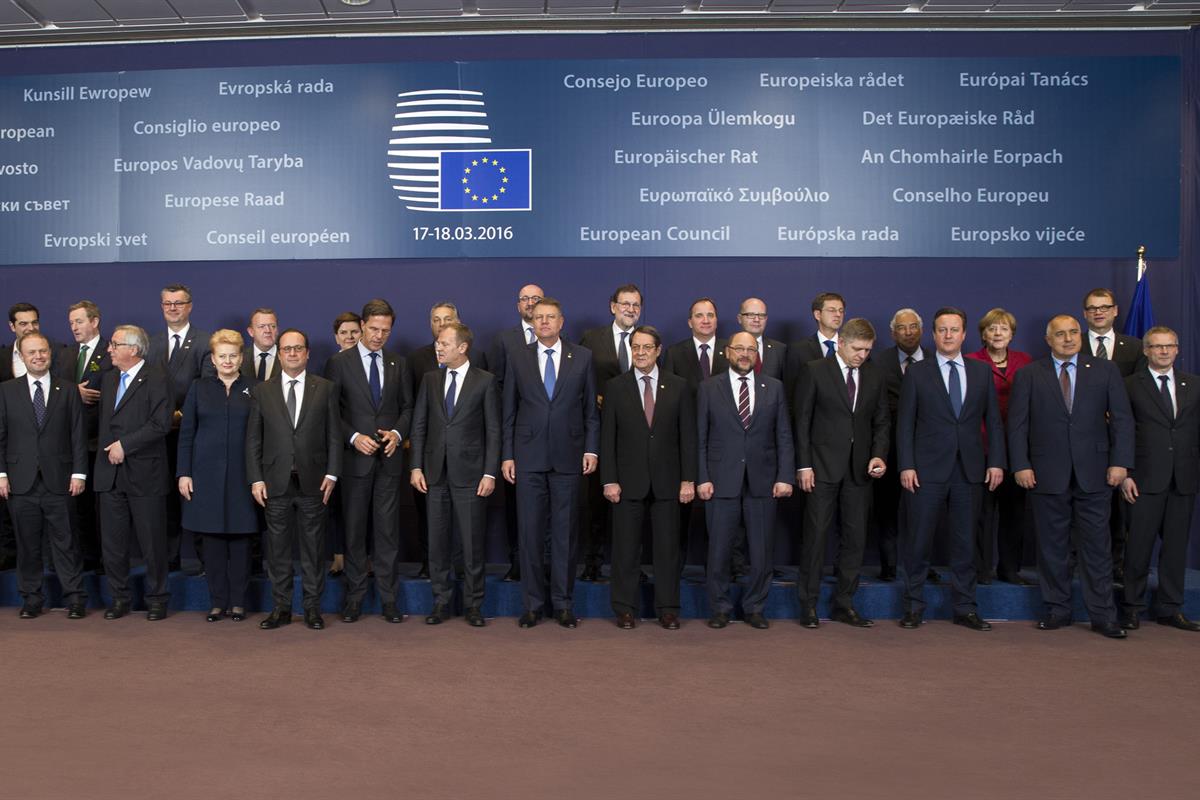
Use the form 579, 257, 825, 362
95, 325, 173, 621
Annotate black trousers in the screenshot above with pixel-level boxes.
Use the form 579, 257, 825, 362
580, 470, 610, 570
99, 488, 168, 604
610, 489, 681, 616
70, 451, 102, 565
10, 476, 86, 605
341, 466, 401, 605
706, 478, 776, 616
976, 476, 1029, 579
426, 481, 487, 610
264, 474, 327, 611
1122, 486, 1195, 617
201, 533, 252, 610
902, 459, 980, 617
871, 465, 903, 571
516, 469, 579, 614
798, 478, 869, 612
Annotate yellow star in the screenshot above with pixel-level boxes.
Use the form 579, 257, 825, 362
464, 167, 471, 174
464, 187, 470, 193
471, 194, 478, 201
472, 160, 479, 166
482, 197, 489, 204
499, 187, 506, 194
461, 177, 468, 184
492, 194, 498, 201
499, 167, 506, 173
491, 159, 499, 165
502, 177, 508, 184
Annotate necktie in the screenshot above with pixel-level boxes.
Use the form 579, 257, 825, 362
526, 327, 536, 345
903, 355, 914, 375
1060, 363, 1072, 413
543, 349, 556, 398
699, 343, 711, 380
947, 361, 963, 418
287, 379, 298, 427
368, 352, 382, 409
1096, 336, 1108, 360
824, 340, 836, 358
618, 331, 630, 373
445, 370, 458, 418
258, 352, 269, 381
846, 367, 856, 409
754, 341, 763, 375
168, 333, 181, 366
75, 344, 89, 382
738, 377, 751, 429
642, 374, 655, 427
32, 379, 45, 429
114, 372, 130, 409
1159, 374, 1174, 418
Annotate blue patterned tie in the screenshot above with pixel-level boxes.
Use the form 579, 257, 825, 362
824, 340, 836, 358
543, 349, 556, 398
368, 352, 382, 409
445, 370, 458, 418
33, 379, 46, 428
114, 372, 130, 409
947, 360, 963, 418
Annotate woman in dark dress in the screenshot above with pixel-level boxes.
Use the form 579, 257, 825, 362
177, 330, 260, 621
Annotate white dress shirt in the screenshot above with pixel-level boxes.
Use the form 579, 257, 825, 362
280, 370, 337, 484
166, 323, 191, 359
0, 374, 86, 480
1149, 366, 1177, 416
253, 345, 278, 378
727, 368, 756, 415
1088, 329, 1114, 360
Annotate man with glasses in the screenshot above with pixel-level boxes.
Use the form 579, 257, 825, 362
737, 298, 786, 380
578, 284, 643, 582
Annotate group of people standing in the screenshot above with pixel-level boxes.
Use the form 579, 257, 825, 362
0, 282, 1195, 637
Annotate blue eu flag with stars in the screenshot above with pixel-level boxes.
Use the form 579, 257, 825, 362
439, 149, 531, 211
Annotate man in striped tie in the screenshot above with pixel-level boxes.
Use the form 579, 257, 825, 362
696, 332, 795, 630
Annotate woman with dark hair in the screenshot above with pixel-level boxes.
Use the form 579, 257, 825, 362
327, 312, 361, 578
177, 329, 260, 621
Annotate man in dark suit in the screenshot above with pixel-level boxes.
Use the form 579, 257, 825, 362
57, 300, 112, 574
324, 298, 412, 624
488, 283, 544, 583
145, 283, 212, 571
0, 332, 89, 619
241, 307, 280, 383
871, 308, 931, 581
737, 298, 786, 381
1119, 327, 1200, 632
897, 307, 1005, 632
578, 283, 642, 582
794, 318, 890, 628
501, 297, 599, 629
410, 322, 500, 627
600, 325, 696, 630
1082, 287, 1144, 585
247, 329, 341, 631
697, 331, 795, 630
784, 292, 845, 401
94, 325, 172, 621
1008, 315, 1134, 639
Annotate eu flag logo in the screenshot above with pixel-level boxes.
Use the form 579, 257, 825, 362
439, 149, 532, 212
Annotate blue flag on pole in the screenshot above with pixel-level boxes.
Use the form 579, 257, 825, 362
1123, 262, 1155, 338
439, 149, 532, 211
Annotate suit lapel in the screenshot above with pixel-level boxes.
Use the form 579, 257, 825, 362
551, 342, 574, 401
114, 368, 149, 413
294, 377, 316, 430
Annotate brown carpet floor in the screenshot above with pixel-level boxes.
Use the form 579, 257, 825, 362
2, 611, 1196, 800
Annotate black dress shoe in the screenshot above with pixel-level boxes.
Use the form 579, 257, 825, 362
103, 601, 130, 620
1157, 612, 1200, 632
1036, 617, 1072, 631
745, 612, 769, 630
416, 563, 430, 580
1091, 621, 1127, 639
997, 572, 1036, 586
304, 609, 325, 630
1120, 612, 1140, 630
206, 609, 225, 623
799, 607, 820, 629
259, 609, 292, 629
953, 612, 992, 631
229, 608, 247, 622
659, 612, 680, 630
465, 607, 486, 627
341, 602, 362, 623
831, 607, 874, 628
381, 602, 404, 623
425, 605, 451, 625
708, 612, 731, 629
614, 612, 635, 630
977, 573, 994, 586
18, 603, 41, 619
555, 609, 578, 628
146, 603, 168, 621
328, 567, 344, 578
517, 611, 540, 628
67, 603, 87, 620
579, 565, 603, 583
877, 566, 896, 582
927, 568, 942, 584
899, 612, 923, 629
503, 564, 521, 582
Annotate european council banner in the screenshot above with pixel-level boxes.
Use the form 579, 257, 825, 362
0, 56, 1181, 264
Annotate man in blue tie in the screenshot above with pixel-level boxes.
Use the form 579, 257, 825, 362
501, 298, 599, 628
784, 292, 846, 403
896, 307, 1005, 631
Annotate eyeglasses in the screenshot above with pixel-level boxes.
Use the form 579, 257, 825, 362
739, 312, 767, 320
110, 342, 138, 349
1084, 304, 1115, 313
629, 344, 658, 353
1147, 343, 1178, 351
728, 345, 758, 355
280, 345, 307, 354
161, 300, 191, 309
615, 301, 641, 310
518, 295, 542, 304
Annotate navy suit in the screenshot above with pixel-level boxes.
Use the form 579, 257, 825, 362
896, 355, 1005, 617
503, 339, 599, 615
697, 372, 794, 616
487, 323, 534, 565
1008, 355, 1134, 626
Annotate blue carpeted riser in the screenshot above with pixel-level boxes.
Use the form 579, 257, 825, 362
3, 565, 1199, 621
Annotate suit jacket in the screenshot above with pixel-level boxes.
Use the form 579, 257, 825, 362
147, 327, 213, 411
600, 370, 697, 499
1007, 355, 1134, 494
0, 375, 88, 495
502, 340, 600, 473
409, 365, 501, 488
897, 355, 1005, 482
876, 345, 935, 421
784, 334, 829, 404
579, 324, 632, 401
1124, 369, 1200, 495
757, 336, 787, 381
240, 346, 281, 383
246, 373, 342, 496
93, 362, 172, 496
487, 324, 533, 395
1087, 331, 1144, 378
696, 372, 795, 498
406, 343, 438, 394
662, 338, 728, 393
55, 336, 113, 452
324, 345, 412, 478
793, 357, 890, 485
0, 341, 60, 383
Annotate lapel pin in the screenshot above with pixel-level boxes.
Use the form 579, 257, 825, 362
566, 352, 573, 359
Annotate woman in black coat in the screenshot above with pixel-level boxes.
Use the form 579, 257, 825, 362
177, 330, 260, 621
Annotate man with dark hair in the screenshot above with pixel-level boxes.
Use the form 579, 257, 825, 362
785, 292, 846, 400
578, 283, 643, 582
324, 298, 412, 623
410, 322, 500, 627
897, 307, 1005, 632
501, 297, 599, 628
0, 302, 47, 572
0, 332, 89, 619
242, 308, 280, 383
